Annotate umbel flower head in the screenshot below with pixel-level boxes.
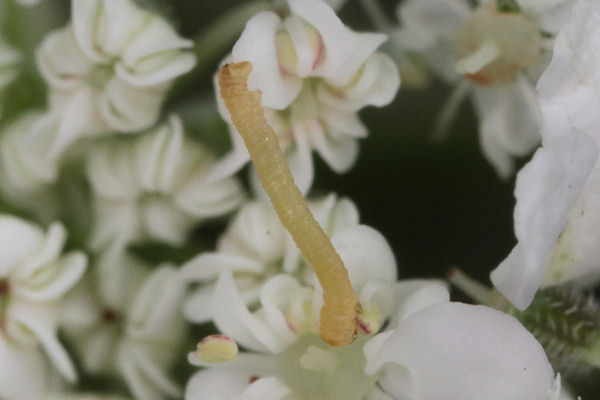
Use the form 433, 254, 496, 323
491, 0, 600, 310
213, 0, 400, 193
86, 115, 244, 249
37, 0, 196, 137
185, 278, 559, 400
181, 194, 396, 327
61, 242, 186, 400
395, 0, 575, 178
0, 215, 87, 400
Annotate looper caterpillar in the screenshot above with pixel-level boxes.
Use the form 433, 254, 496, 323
218, 62, 360, 346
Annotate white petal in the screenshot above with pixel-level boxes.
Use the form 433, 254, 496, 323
15, 251, 87, 302
0, 215, 42, 276
117, 346, 164, 400
218, 201, 287, 264
491, 133, 598, 310
117, 17, 195, 87
185, 367, 256, 400
387, 280, 450, 329
127, 265, 185, 340
183, 284, 216, 323
212, 270, 285, 353
473, 76, 541, 179
326, 30, 387, 87
181, 253, 265, 283
287, 0, 353, 78
99, 78, 165, 133
129, 345, 181, 398
366, 303, 554, 400
0, 336, 47, 400
140, 198, 193, 245
332, 225, 398, 291
238, 377, 291, 400
13, 303, 77, 382
536, 0, 600, 145
309, 118, 359, 173
231, 11, 302, 110
396, 0, 470, 50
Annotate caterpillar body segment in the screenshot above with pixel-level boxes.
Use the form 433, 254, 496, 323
218, 62, 359, 346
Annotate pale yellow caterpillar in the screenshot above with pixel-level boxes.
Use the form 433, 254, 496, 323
218, 62, 360, 347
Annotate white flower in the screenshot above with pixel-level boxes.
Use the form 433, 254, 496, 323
37, 0, 196, 137
395, 0, 575, 178
61, 243, 185, 400
0, 215, 87, 400
47, 394, 129, 400
491, 0, 600, 310
181, 193, 396, 325
0, 37, 20, 115
86, 115, 244, 249
213, 0, 400, 193
185, 278, 555, 400
0, 110, 81, 221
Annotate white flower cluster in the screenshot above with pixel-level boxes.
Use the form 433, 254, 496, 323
1, 0, 599, 398
214, 0, 400, 193
396, 0, 574, 178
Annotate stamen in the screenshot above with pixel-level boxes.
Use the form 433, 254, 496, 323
455, 41, 500, 75
196, 334, 239, 364
447, 267, 493, 305
218, 62, 359, 346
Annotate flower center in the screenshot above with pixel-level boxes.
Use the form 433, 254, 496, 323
275, 21, 324, 77
454, 4, 542, 86
279, 334, 377, 400
101, 307, 119, 323
87, 64, 113, 90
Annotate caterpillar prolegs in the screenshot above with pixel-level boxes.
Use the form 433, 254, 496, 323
218, 62, 360, 347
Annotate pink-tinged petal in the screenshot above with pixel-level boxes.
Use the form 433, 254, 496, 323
232, 11, 302, 110
287, 0, 353, 78
0, 336, 47, 400
239, 377, 291, 400
387, 280, 449, 328
491, 133, 598, 310
213, 270, 286, 353
366, 303, 554, 400
0, 215, 42, 276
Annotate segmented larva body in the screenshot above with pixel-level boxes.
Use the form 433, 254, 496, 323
218, 62, 359, 346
